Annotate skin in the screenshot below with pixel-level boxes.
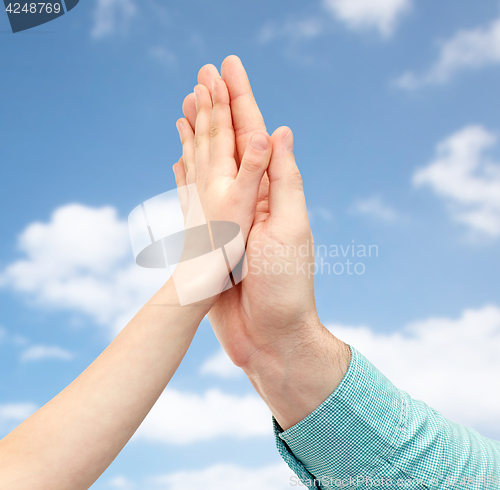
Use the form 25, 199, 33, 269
0, 72, 273, 490
177, 56, 351, 430
0, 280, 205, 490
0, 55, 351, 489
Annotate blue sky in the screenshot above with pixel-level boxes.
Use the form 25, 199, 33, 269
1, 0, 500, 488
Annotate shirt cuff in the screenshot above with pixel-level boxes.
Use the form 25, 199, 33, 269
273, 345, 405, 487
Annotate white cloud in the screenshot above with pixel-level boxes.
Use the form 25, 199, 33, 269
0, 403, 37, 436
0, 204, 167, 336
259, 0, 410, 46
258, 17, 324, 44
11, 334, 29, 346
200, 348, 243, 378
0, 326, 29, 347
135, 388, 270, 445
308, 206, 334, 225
107, 476, 135, 490
148, 46, 177, 68
91, 0, 137, 39
147, 462, 294, 490
104, 463, 295, 490
350, 195, 399, 222
0, 328, 69, 362
322, 0, 411, 37
0, 403, 36, 422
413, 126, 500, 237
20, 345, 74, 363
329, 304, 500, 436
397, 17, 500, 88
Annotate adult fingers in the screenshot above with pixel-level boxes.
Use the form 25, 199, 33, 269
210, 77, 237, 179
267, 127, 308, 223
221, 55, 266, 163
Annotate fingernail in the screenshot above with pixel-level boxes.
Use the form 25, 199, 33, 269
250, 132, 269, 151
176, 120, 184, 132
284, 130, 294, 152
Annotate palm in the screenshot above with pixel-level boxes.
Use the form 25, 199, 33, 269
208, 179, 271, 367
181, 57, 316, 368
208, 174, 315, 368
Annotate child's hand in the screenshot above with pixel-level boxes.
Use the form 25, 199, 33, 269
174, 78, 271, 240
172, 77, 272, 305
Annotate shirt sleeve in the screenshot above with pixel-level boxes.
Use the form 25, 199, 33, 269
273, 345, 500, 489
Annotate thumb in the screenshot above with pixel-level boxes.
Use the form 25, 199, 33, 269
267, 127, 309, 224
234, 130, 272, 204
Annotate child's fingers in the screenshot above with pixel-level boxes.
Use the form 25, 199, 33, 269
210, 77, 237, 179
193, 84, 212, 179
173, 158, 187, 188
173, 158, 189, 222
182, 65, 221, 131
198, 64, 220, 99
176, 118, 196, 184
234, 130, 272, 208
182, 93, 196, 130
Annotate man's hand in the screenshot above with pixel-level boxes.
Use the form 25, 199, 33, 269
179, 56, 351, 430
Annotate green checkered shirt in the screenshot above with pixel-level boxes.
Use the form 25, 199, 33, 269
273, 345, 500, 489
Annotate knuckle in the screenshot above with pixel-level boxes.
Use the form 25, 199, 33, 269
288, 170, 303, 190
194, 135, 204, 151
213, 97, 229, 109
195, 102, 205, 116
243, 156, 263, 173
210, 125, 221, 139
180, 132, 193, 147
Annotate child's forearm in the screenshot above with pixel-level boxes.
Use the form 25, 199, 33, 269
0, 278, 209, 490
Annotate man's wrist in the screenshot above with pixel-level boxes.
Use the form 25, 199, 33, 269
243, 322, 351, 431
